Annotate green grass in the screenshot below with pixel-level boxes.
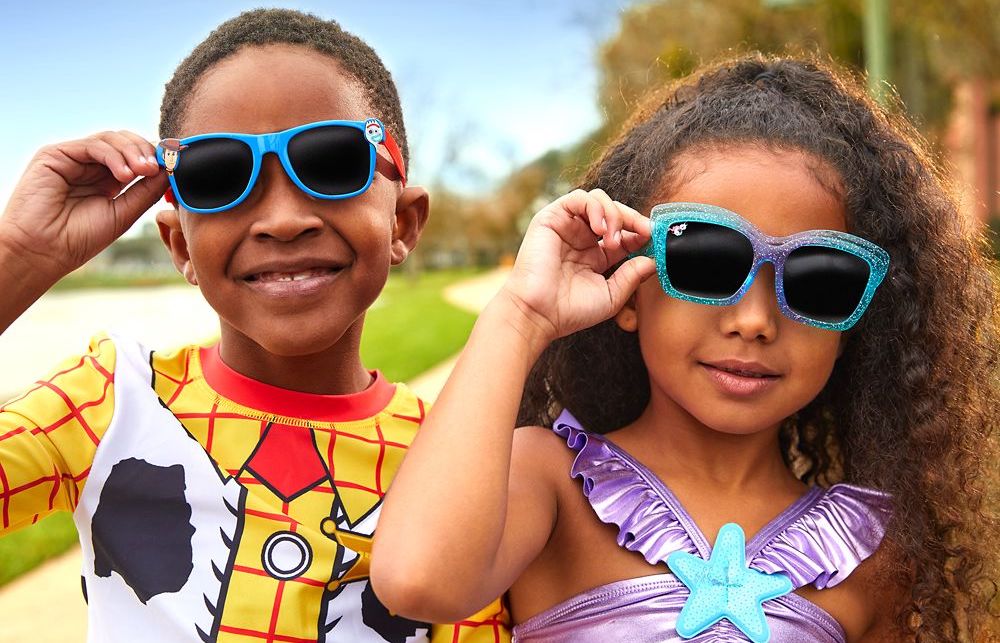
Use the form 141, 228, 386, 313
361, 268, 481, 382
0, 513, 78, 587
0, 268, 482, 588
51, 271, 188, 291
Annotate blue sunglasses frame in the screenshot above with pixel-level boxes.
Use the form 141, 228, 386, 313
637, 202, 890, 331
157, 118, 405, 214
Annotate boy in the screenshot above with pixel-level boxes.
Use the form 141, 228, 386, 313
0, 9, 508, 642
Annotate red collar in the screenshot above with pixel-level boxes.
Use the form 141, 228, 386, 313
198, 345, 396, 422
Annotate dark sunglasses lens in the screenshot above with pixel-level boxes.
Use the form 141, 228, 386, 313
287, 125, 372, 196
664, 222, 754, 299
784, 246, 870, 324
172, 138, 254, 211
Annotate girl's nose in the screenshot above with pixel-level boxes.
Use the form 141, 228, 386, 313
718, 264, 780, 342
247, 154, 324, 242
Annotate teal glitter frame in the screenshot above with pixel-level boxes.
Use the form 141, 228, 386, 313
637, 203, 890, 331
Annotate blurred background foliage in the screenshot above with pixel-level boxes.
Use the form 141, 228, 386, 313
408, 0, 1000, 269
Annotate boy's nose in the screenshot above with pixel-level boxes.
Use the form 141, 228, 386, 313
718, 264, 780, 342
247, 154, 324, 242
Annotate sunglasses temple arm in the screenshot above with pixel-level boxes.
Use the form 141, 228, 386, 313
382, 130, 407, 187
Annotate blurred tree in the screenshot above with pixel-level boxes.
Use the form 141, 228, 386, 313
431, 0, 1000, 265
595, 0, 1000, 137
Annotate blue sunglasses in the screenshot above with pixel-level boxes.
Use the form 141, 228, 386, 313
157, 118, 406, 214
636, 203, 890, 331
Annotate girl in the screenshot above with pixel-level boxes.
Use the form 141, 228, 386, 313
372, 55, 999, 642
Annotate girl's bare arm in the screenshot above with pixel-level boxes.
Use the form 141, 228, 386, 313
371, 189, 655, 622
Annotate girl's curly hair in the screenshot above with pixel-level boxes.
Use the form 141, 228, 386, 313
518, 53, 1000, 641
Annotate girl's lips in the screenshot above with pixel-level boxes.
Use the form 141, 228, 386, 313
700, 362, 781, 397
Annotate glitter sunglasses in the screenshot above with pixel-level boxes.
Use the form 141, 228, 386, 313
636, 203, 890, 331
157, 118, 406, 213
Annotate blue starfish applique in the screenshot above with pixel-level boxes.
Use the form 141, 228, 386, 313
667, 523, 793, 642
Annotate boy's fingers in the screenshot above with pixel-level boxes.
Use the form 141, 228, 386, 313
117, 130, 161, 175
111, 173, 169, 237
95, 131, 155, 179
68, 175, 125, 199
606, 256, 656, 312
58, 138, 134, 185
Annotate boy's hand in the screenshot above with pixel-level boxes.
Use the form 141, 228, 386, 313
0, 131, 168, 280
499, 188, 656, 345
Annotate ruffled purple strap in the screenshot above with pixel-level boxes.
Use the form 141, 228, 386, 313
552, 410, 893, 592
553, 414, 700, 565
749, 484, 892, 589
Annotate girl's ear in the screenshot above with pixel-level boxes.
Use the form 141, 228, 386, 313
615, 292, 639, 332
391, 186, 429, 265
156, 209, 198, 286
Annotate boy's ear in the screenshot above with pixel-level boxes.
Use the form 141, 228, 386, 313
390, 186, 429, 265
156, 209, 198, 286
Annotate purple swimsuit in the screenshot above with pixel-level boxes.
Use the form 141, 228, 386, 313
511, 411, 892, 643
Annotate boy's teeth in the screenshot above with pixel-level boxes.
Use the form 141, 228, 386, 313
256, 268, 331, 282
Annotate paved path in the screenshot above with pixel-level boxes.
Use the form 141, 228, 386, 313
0, 267, 509, 642
0, 284, 219, 401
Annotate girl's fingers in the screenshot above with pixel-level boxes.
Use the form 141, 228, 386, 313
614, 200, 651, 238
538, 191, 650, 260
606, 256, 657, 313
590, 189, 622, 250
555, 189, 606, 237
619, 229, 649, 254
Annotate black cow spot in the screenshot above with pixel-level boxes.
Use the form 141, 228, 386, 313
361, 581, 429, 643
91, 458, 195, 604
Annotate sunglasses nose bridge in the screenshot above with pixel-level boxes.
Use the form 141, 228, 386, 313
255, 133, 282, 158
254, 133, 301, 188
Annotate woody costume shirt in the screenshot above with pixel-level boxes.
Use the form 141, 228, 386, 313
0, 334, 509, 642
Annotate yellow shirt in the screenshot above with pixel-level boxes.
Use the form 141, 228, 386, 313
0, 333, 509, 642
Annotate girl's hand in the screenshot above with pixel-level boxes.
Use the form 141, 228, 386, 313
0, 131, 169, 281
500, 188, 656, 343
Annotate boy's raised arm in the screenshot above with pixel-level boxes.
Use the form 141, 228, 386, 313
0, 133, 167, 333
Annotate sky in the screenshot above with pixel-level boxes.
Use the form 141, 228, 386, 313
0, 0, 637, 232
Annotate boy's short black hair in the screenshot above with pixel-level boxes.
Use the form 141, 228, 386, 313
159, 8, 409, 164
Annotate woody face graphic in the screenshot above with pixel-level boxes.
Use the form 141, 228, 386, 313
163, 149, 179, 174
159, 138, 187, 175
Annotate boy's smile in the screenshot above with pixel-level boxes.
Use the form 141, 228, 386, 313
157, 44, 427, 393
